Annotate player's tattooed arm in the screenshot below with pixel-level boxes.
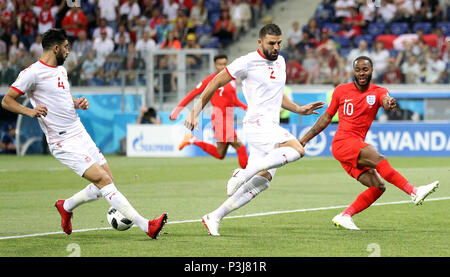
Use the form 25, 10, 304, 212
298, 112, 332, 146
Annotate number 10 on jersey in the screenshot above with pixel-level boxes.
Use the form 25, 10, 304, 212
343, 101, 354, 116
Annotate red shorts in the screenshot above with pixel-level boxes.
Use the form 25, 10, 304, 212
212, 119, 237, 143
331, 137, 370, 179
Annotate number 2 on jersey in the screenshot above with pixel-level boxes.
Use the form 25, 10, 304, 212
268, 67, 275, 79
58, 77, 65, 89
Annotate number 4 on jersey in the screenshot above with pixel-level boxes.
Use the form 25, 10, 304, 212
58, 77, 65, 89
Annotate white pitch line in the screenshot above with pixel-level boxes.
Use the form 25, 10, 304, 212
1, 196, 449, 240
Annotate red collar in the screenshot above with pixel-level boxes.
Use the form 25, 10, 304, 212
39, 59, 57, 68
257, 49, 268, 60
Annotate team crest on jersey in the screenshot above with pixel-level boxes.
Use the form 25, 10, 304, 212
366, 95, 376, 105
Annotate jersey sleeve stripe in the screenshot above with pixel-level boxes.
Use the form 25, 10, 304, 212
10, 86, 24, 95
225, 67, 236, 80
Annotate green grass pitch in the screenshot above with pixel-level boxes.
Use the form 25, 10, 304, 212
0, 154, 449, 257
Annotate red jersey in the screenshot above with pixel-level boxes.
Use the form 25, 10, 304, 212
173, 72, 247, 122
326, 82, 389, 141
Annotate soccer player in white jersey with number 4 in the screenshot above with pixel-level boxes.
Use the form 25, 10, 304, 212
184, 24, 325, 236
1, 29, 167, 239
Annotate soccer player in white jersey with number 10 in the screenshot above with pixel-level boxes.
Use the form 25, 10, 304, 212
1, 28, 167, 239
184, 24, 325, 236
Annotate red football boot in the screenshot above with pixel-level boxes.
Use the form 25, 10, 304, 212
146, 213, 168, 239
54, 200, 73, 235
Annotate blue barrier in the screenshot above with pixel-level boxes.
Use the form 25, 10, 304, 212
71, 91, 448, 155
296, 122, 450, 157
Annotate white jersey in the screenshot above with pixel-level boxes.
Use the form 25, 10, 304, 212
11, 59, 85, 143
226, 49, 286, 124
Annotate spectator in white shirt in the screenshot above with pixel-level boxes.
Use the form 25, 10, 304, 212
97, 0, 119, 30
230, 0, 252, 38
163, 0, 179, 21
92, 18, 114, 41
370, 40, 391, 81
287, 21, 303, 49
425, 49, 446, 84
119, 0, 141, 25
401, 55, 422, 84
135, 29, 158, 57
114, 23, 131, 45
93, 29, 115, 64
334, 0, 356, 23
377, 0, 397, 23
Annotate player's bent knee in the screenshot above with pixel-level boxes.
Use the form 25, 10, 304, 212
377, 183, 386, 192
258, 171, 272, 182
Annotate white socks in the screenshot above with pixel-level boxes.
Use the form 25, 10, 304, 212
211, 175, 270, 220
63, 183, 149, 232
100, 184, 149, 232
63, 183, 102, 212
239, 146, 302, 182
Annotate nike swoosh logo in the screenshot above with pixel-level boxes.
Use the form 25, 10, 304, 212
344, 99, 352, 102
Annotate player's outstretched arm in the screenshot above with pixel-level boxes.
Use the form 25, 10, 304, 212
298, 112, 332, 146
185, 69, 232, 130
1, 87, 47, 118
170, 86, 203, 121
281, 94, 325, 115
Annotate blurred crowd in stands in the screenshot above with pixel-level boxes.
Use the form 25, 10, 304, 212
284, 0, 449, 85
0, 0, 276, 86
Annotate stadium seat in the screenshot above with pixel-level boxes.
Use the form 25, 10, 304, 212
367, 22, 386, 37
338, 47, 351, 58
390, 22, 410, 35
322, 23, 341, 34
209, 12, 221, 28
196, 25, 213, 37
436, 22, 450, 36
332, 35, 351, 49
205, 1, 220, 13
375, 34, 397, 49
413, 22, 432, 34
353, 34, 373, 48
203, 36, 219, 49
388, 49, 400, 58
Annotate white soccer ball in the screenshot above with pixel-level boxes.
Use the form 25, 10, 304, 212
107, 207, 134, 231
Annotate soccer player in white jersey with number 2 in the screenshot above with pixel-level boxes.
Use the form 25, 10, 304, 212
184, 24, 325, 236
1, 29, 167, 239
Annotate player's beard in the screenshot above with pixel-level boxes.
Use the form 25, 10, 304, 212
262, 47, 278, 61
56, 50, 66, 66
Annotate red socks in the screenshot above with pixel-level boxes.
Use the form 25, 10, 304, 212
343, 159, 417, 217
375, 159, 417, 195
193, 141, 223, 159
193, 141, 248, 169
236, 145, 248, 169
343, 186, 384, 217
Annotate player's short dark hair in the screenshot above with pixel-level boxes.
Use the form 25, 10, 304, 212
353, 56, 373, 68
41, 28, 68, 50
259, 23, 282, 38
214, 54, 228, 62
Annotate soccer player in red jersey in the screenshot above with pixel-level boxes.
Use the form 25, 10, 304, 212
170, 54, 249, 169
299, 56, 439, 230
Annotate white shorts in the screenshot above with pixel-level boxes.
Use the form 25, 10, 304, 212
48, 129, 106, 176
243, 120, 296, 178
